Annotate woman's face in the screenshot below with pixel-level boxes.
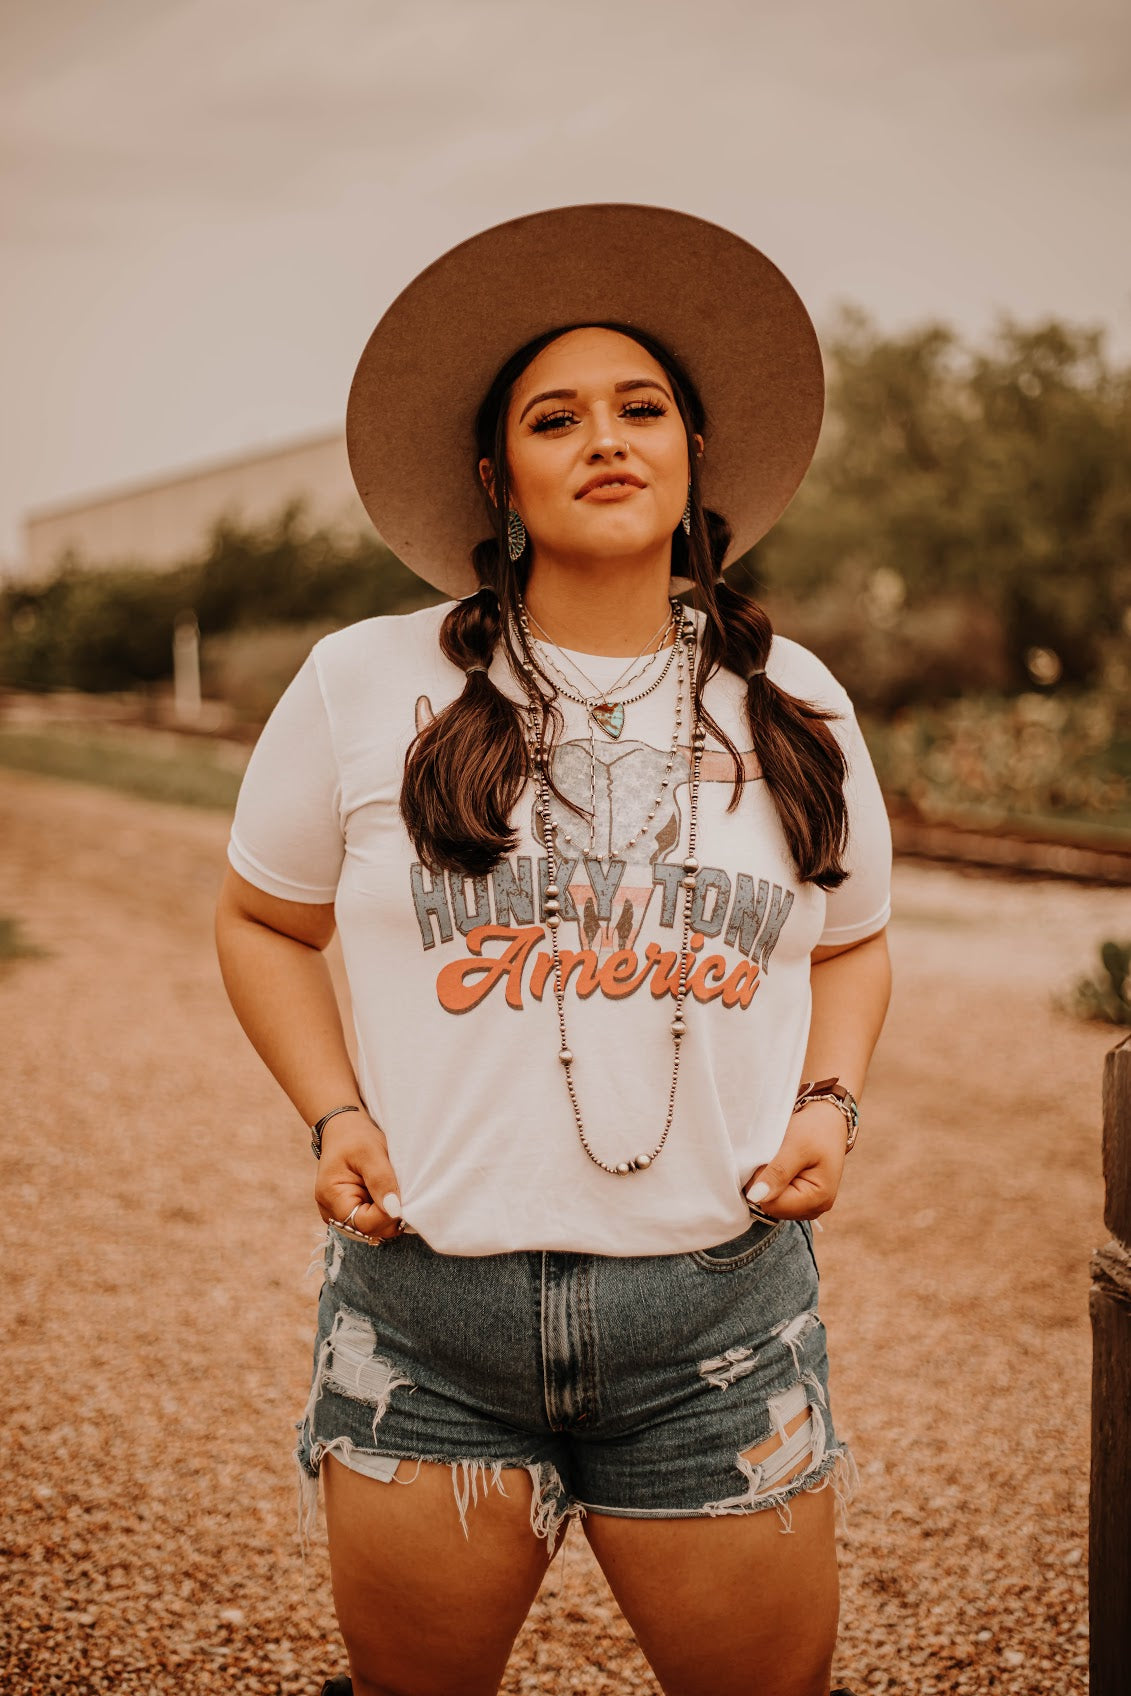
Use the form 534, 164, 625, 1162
482, 326, 702, 567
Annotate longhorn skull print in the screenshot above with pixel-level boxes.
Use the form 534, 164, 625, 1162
531, 734, 762, 951
414, 697, 762, 954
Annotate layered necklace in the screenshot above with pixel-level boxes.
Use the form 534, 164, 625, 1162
516, 604, 707, 1177
521, 600, 679, 742
517, 595, 687, 862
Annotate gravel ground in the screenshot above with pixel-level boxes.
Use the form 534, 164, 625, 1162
1, 766, 1121, 1695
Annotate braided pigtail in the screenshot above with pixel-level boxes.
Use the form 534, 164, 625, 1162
711, 578, 850, 889
676, 504, 851, 891
399, 582, 530, 875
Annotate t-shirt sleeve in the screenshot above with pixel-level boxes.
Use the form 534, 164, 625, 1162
816, 701, 893, 946
226, 648, 345, 903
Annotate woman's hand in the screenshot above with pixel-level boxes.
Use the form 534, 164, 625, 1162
314, 1113, 405, 1241
744, 1101, 849, 1220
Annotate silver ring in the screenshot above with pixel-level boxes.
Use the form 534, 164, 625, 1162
331, 1202, 377, 1241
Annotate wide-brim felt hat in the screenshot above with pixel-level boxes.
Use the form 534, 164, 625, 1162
346, 202, 824, 598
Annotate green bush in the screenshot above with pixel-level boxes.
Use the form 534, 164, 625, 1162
0, 503, 442, 694
738, 308, 1131, 708
0, 559, 197, 692
861, 672, 1131, 831
189, 503, 440, 632
1065, 940, 1131, 1026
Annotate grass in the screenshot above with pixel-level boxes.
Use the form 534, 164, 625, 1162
0, 727, 246, 811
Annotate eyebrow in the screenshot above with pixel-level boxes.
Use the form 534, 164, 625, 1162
518, 377, 674, 424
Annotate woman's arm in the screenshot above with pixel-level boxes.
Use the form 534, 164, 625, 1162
746, 927, 893, 1218
802, 928, 893, 1100
214, 866, 404, 1237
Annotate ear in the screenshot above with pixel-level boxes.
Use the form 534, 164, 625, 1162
479, 457, 497, 505
693, 432, 704, 460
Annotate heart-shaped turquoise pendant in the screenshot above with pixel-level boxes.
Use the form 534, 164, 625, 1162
590, 701, 625, 739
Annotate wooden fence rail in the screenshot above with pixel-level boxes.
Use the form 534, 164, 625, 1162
1090, 1033, 1131, 1694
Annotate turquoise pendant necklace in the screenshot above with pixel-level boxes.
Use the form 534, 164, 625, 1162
517, 597, 682, 741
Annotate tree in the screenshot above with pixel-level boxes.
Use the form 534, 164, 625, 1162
736, 308, 1131, 708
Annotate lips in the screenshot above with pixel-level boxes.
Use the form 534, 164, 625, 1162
575, 473, 646, 498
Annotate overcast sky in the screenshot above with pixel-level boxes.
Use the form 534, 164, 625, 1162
2, 0, 1128, 569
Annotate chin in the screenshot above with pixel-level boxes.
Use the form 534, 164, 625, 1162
571, 521, 666, 554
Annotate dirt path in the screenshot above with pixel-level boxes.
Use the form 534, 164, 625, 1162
1, 767, 1121, 1694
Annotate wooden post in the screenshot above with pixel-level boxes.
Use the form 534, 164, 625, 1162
172, 609, 202, 724
1091, 1033, 1131, 1695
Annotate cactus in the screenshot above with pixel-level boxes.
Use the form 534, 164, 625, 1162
1066, 938, 1131, 1026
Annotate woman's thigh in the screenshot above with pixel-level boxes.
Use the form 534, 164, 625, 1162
583, 1476, 838, 1696
322, 1454, 555, 1696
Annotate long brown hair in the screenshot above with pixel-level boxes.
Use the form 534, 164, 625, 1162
399, 321, 851, 888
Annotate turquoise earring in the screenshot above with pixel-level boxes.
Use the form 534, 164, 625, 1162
681, 484, 692, 536
507, 507, 527, 562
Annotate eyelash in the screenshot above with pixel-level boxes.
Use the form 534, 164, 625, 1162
529, 399, 669, 433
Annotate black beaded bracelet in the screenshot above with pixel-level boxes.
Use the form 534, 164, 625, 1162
310, 1103, 360, 1159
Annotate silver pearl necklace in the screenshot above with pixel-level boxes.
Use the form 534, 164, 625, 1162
524, 611, 706, 1177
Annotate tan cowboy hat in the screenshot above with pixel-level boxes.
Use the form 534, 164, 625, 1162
346, 202, 824, 598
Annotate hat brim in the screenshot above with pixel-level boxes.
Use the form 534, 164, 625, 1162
346, 202, 824, 598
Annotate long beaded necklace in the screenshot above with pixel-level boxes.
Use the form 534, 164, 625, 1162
522, 609, 707, 1177
517, 595, 681, 742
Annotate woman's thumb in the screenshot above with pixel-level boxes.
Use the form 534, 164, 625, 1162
745, 1159, 790, 1208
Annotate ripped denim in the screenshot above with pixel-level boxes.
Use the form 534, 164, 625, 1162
295, 1211, 855, 1554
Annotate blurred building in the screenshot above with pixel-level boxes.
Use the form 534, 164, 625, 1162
18, 429, 370, 582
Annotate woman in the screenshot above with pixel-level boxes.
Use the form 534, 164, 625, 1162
215, 203, 892, 1696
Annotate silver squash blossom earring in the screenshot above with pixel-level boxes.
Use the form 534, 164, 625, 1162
681, 482, 692, 535
507, 506, 527, 563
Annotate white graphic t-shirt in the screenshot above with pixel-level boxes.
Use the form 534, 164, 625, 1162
228, 601, 892, 1256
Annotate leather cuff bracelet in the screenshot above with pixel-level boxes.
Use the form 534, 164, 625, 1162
793, 1077, 860, 1152
310, 1103, 360, 1159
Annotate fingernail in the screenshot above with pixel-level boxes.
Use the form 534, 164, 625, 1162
746, 1180, 771, 1205
382, 1192, 402, 1217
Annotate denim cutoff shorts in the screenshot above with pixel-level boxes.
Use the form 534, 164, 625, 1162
296, 1212, 855, 1555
